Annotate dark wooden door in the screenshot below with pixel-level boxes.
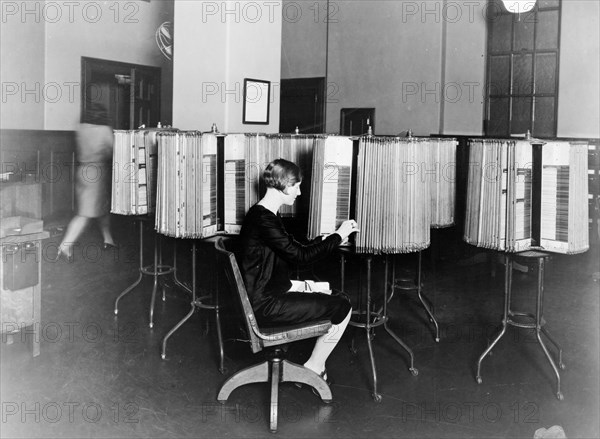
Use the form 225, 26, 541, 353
279, 77, 325, 134
82, 57, 161, 130
340, 108, 375, 136
132, 68, 161, 129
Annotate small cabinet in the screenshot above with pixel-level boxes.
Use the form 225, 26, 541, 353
1, 232, 49, 357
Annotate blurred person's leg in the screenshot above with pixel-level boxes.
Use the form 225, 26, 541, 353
58, 215, 89, 260
98, 214, 115, 247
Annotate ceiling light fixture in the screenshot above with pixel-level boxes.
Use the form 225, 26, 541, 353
501, 0, 537, 14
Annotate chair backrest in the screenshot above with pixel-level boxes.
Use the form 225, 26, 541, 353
214, 237, 264, 353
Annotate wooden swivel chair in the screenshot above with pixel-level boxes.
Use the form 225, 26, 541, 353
214, 238, 333, 432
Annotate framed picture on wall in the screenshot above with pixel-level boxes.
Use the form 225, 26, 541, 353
243, 78, 270, 125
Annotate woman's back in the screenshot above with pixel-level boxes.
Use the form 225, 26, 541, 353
76, 123, 113, 163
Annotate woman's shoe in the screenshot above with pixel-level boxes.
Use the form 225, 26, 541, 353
56, 246, 73, 263
102, 242, 118, 250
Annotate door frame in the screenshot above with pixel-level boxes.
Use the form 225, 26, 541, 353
279, 77, 325, 134
81, 57, 161, 129
340, 108, 375, 136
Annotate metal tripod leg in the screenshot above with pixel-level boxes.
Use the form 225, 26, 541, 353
383, 256, 418, 376
476, 254, 511, 384
534, 257, 563, 400
162, 241, 198, 359
161, 240, 226, 373
415, 251, 440, 342
114, 221, 145, 315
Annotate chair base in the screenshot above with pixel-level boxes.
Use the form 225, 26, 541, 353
217, 358, 332, 432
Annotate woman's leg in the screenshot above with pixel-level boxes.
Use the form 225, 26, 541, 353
58, 215, 89, 258
258, 292, 352, 377
98, 214, 115, 246
304, 308, 352, 376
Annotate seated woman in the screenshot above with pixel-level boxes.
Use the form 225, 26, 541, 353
239, 158, 359, 382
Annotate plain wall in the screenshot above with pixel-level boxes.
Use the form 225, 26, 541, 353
173, 1, 228, 131
441, 1, 487, 136
280, 0, 599, 138
325, 1, 444, 135
557, 0, 600, 138
280, 0, 328, 79
225, 13, 282, 133
3, 0, 598, 138
1, 0, 46, 129
173, 0, 282, 133
1, 0, 174, 131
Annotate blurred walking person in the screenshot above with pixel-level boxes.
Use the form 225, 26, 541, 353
57, 103, 116, 261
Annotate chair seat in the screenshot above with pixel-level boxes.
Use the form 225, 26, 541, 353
260, 320, 332, 348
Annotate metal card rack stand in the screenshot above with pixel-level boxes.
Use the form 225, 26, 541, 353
113, 216, 174, 328
160, 237, 226, 374
476, 251, 565, 400
339, 247, 418, 403
389, 251, 440, 342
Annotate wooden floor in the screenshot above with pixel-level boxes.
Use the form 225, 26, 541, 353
1, 217, 599, 438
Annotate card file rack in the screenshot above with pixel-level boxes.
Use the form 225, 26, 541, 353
464, 138, 589, 254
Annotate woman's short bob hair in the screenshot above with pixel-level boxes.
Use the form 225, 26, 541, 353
263, 158, 302, 192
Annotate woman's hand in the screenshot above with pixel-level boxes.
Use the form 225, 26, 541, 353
335, 219, 359, 241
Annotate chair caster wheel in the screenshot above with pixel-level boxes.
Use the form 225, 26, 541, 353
219, 368, 228, 375
161, 353, 166, 360
435, 337, 440, 343
149, 323, 153, 329
372, 393, 382, 403
556, 392, 564, 401
114, 309, 118, 315
410, 367, 418, 376
559, 363, 566, 370
476, 376, 482, 384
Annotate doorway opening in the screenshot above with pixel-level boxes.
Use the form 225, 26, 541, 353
81, 57, 161, 130
340, 108, 375, 136
279, 77, 325, 134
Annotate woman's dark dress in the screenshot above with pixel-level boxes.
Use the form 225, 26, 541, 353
239, 204, 351, 326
